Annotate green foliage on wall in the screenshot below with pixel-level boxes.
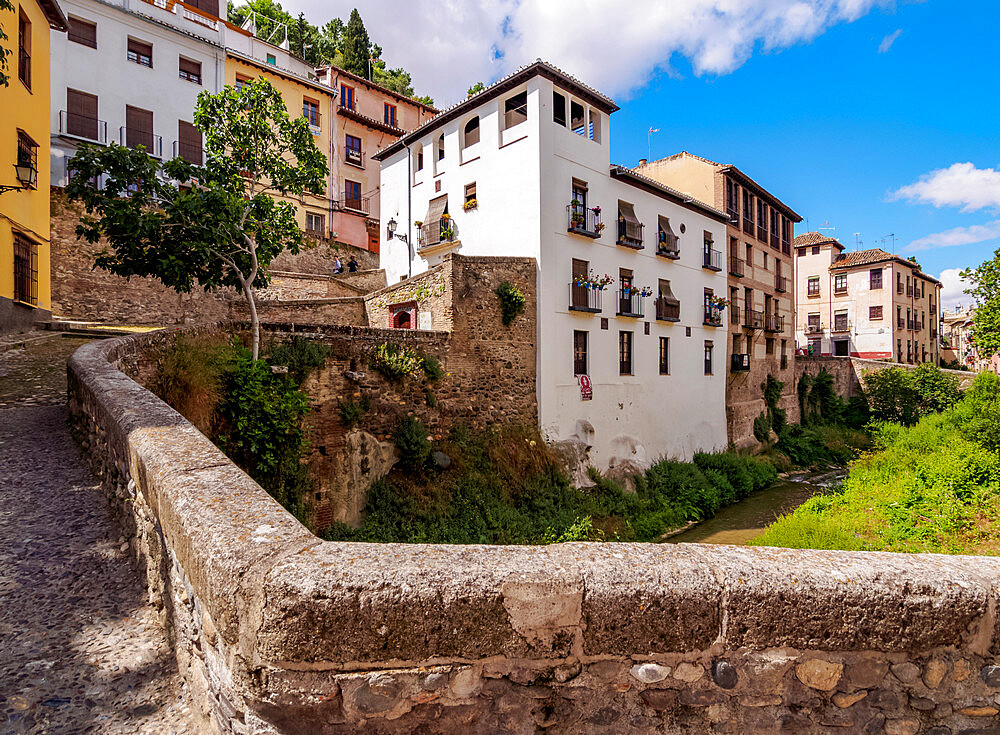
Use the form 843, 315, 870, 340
338, 395, 370, 428
369, 342, 424, 381
495, 281, 526, 326
862, 363, 962, 425
391, 415, 432, 471
268, 335, 330, 385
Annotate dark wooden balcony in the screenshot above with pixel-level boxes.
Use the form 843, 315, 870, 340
655, 297, 680, 322
567, 204, 602, 238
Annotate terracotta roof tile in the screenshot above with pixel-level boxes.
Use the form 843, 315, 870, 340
830, 248, 895, 268
793, 232, 844, 249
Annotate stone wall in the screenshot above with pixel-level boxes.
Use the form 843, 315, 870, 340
65, 336, 1000, 734
797, 355, 976, 400
256, 299, 368, 327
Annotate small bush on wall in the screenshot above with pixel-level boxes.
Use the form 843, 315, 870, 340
495, 281, 526, 326
370, 343, 424, 381
338, 396, 370, 428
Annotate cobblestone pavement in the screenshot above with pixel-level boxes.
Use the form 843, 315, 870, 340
0, 337, 195, 734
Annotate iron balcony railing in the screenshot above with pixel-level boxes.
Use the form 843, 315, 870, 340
744, 309, 765, 329
770, 232, 779, 249
832, 320, 851, 333
742, 215, 754, 234
59, 111, 108, 143
781, 237, 790, 255
775, 275, 789, 293
898, 318, 906, 329
757, 223, 768, 243
907, 319, 915, 330
120, 127, 163, 157
617, 220, 644, 250
172, 140, 203, 165
655, 297, 680, 321
617, 290, 646, 318
340, 193, 371, 215
345, 147, 365, 167
729, 256, 744, 277
765, 313, 784, 333
703, 248, 723, 271
704, 304, 724, 327
731, 353, 751, 372
730, 304, 741, 325
566, 204, 602, 238
568, 283, 602, 313
806, 323, 823, 334
657, 232, 680, 258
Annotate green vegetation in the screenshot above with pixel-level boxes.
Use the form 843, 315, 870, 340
495, 281, 527, 326
0, 0, 13, 87
369, 342, 425, 381
862, 363, 962, 424
753, 373, 1000, 554
323, 422, 777, 544
337, 396, 369, 427
421, 354, 443, 382
267, 335, 330, 384
961, 248, 1000, 357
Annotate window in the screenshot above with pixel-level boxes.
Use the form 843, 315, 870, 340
462, 116, 480, 148
17, 9, 30, 89
340, 84, 355, 109
812, 245, 820, 255
553, 91, 567, 126
659, 337, 670, 375
16, 131, 37, 189
303, 98, 320, 127
658, 216, 679, 255
414, 146, 423, 172
834, 310, 848, 331
436, 133, 445, 161
725, 177, 738, 220
504, 91, 528, 129
757, 199, 768, 242
13, 233, 37, 305
127, 38, 152, 67
345, 134, 362, 166
870, 268, 882, 290
177, 120, 202, 164
834, 274, 847, 293
125, 105, 154, 152
384, 103, 397, 127
572, 179, 588, 210
265, 53, 276, 65
619, 331, 633, 375
570, 258, 590, 310
464, 182, 476, 206
797, 247, 806, 257
588, 110, 601, 142
742, 189, 753, 233
570, 100, 585, 136
745, 243, 752, 268
235, 74, 251, 92
807, 313, 820, 331
305, 212, 324, 235
870, 305, 883, 320
762, 252, 768, 271
179, 57, 201, 84
68, 16, 97, 48
807, 276, 820, 296
574, 331, 588, 376
343, 180, 361, 210
704, 341, 714, 375
66, 89, 99, 139
765, 337, 774, 355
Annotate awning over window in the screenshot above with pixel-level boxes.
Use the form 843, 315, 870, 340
659, 280, 678, 303
658, 215, 679, 251
618, 201, 642, 240
422, 195, 448, 246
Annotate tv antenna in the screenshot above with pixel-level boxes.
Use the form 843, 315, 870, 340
818, 220, 836, 235
647, 127, 659, 162
854, 233, 862, 249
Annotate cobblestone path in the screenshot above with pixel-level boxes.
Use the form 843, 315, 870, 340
0, 337, 195, 734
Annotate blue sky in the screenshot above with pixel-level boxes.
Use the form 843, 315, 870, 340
287, 0, 998, 308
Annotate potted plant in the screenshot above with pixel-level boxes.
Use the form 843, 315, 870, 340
441, 226, 455, 240
594, 222, 606, 234
463, 198, 478, 211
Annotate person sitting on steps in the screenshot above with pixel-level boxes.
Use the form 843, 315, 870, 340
348, 256, 359, 273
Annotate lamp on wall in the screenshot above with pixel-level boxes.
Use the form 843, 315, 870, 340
386, 217, 408, 244
0, 162, 37, 194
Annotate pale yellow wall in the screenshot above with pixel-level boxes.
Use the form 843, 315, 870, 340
0, 0, 55, 311
635, 155, 717, 209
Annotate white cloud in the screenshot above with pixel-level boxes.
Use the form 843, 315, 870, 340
905, 220, 1000, 252
878, 28, 902, 53
277, 0, 892, 105
937, 267, 973, 312
892, 163, 1000, 213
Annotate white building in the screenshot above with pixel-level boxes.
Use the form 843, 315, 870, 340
374, 61, 730, 470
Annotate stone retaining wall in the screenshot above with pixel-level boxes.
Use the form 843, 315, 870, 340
69, 331, 1000, 734
797, 355, 977, 399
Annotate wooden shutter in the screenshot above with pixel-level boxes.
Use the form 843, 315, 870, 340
67, 89, 98, 139
178, 120, 201, 164
126, 105, 153, 150
179, 57, 201, 82
422, 195, 448, 245
186, 0, 219, 17
68, 17, 97, 48
127, 38, 152, 66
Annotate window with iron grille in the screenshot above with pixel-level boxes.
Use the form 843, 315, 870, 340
13, 234, 37, 306
659, 337, 669, 375
18, 9, 30, 89
870, 268, 882, 290
704, 341, 713, 375
573, 330, 588, 376
127, 38, 152, 67
16, 131, 37, 189
619, 331, 633, 376
870, 305, 883, 320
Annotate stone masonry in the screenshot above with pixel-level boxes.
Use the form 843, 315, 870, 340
796, 355, 976, 400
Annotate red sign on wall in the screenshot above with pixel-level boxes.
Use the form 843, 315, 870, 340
579, 374, 593, 401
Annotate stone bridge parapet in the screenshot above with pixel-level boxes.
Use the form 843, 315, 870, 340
68, 330, 1000, 734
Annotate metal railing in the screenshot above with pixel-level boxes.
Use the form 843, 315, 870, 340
568, 283, 602, 313
832, 320, 851, 333
757, 223, 768, 243
120, 127, 163, 157
657, 232, 680, 258
567, 204, 602, 238
731, 353, 751, 372
775, 274, 789, 293
703, 305, 724, 326
655, 297, 680, 321
765, 313, 784, 333
617, 220, 644, 249
729, 256, 744, 277
703, 248, 723, 271
616, 290, 646, 317
744, 309, 765, 329
59, 111, 108, 143
898, 318, 906, 329
172, 140, 203, 165
806, 323, 823, 334
341, 193, 371, 215
345, 147, 364, 167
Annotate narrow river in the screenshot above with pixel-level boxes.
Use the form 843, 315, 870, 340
664, 469, 845, 545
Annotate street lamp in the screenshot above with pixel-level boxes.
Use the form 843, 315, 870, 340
386, 217, 408, 244
0, 162, 37, 195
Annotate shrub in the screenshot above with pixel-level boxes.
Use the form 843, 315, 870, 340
495, 281, 526, 326
912, 362, 962, 414
392, 415, 432, 471
797, 374, 813, 424
862, 366, 922, 425
370, 342, 424, 381
753, 412, 771, 443
266, 336, 330, 385
950, 372, 1000, 453
843, 395, 871, 430
421, 354, 443, 382
152, 333, 235, 435
338, 396, 370, 427
810, 370, 844, 424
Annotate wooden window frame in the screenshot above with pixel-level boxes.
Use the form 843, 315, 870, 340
339, 84, 355, 110
67, 15, 97, 48
17, 8, 30, 89
384, 103, 397, 127
573, 330, 588, 376
658, 336, 670, 375
619, 330, 633, 376
127, 38, 153, 68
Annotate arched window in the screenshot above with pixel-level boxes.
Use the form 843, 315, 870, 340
462, 116, 480, 148
437, 133, 445, 161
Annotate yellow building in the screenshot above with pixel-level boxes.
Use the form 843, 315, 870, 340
0, 0, 66, 331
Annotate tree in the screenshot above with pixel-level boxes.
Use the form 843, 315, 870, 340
467, 82, 485, 97
0, 0, 14, 87
65, 78, 327, 360
340, 8, 371, 78
961, 248, 1000, 357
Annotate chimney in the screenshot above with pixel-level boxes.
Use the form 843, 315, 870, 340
638, 158, 647, 166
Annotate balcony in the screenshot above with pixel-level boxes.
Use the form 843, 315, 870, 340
770, 232, 779, 249
655, 297, 680, 322
59, 111, 108, 144
775, 275, 789, 293
765, 313, 784, 333
616, 220, 644, 250
172, 140, 203, 165
744, 309, 765, 330
704, 304, 724, 327
831, 320, 851, 334
907, 319, 915, 330
617, 290, 647, 318
897, 282, 904, 294
726, 204, 738, 223
730, 304, 741, 325
781, 238, 790, 256
729, 256, 744, 277
757, 224, 768, 243
418, 217, 454, 248
742, 216, 753, 235
657, 232, 680, 259
120, 127, 163, 158
345, 147, 365, 168
567, 204, 602, 238
568, 283, 603, 313
339, 192, 370, 215
898, 318, 906, 330
806, 323, 823, 334
731, 353, 751, 372
703, 248, 723, 271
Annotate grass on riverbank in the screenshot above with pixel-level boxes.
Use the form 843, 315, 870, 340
322, 424, 778, 544
752, 373, 1000, 554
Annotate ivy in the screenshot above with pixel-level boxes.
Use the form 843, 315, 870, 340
495, 281, 526, 327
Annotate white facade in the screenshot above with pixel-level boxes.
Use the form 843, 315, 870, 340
377, 65, 729, 469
